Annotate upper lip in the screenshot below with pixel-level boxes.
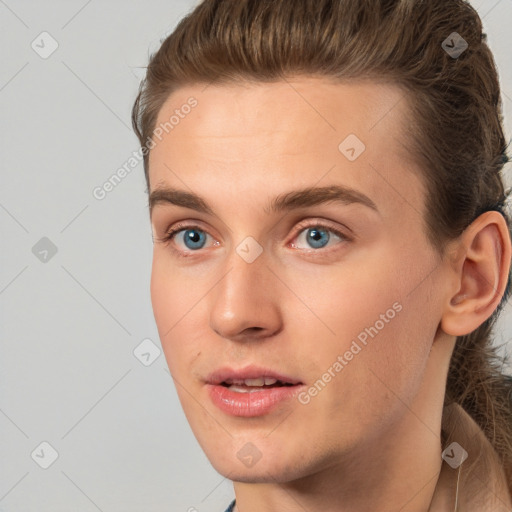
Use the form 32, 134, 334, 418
205, 365, 303, 385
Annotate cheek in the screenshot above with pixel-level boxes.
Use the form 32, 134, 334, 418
290, 256, 402, 348
150, 257, 175, 334
150, 254, 203, 374
295, 248, 437, 399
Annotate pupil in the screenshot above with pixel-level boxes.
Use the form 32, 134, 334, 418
187, 231, 200, 243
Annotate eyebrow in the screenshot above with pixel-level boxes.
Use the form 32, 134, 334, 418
148, 185, 379, 216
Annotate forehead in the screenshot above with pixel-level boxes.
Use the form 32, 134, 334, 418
148, 77, 426, 219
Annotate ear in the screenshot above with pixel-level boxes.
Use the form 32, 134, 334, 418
441, 211, 511, 337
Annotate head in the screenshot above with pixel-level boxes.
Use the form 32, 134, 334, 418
132, 0, 512, 491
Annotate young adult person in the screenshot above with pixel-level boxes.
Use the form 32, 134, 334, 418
132, 1, 512, 509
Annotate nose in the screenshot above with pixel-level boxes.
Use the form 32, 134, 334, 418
209, 247, 283, 342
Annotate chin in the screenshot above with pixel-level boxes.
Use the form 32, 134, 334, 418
206, 448, 315, 484
213, 464, 299, 484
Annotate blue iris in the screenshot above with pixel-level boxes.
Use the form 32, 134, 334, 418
306, 227, 330, 249
183, 229, 207, 250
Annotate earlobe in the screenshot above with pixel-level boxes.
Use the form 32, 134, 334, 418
441, 211, 511, 337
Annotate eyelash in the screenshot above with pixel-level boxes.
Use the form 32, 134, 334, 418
156, 220, 351, 258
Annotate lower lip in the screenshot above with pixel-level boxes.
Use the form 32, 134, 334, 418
206, 383, 303, 417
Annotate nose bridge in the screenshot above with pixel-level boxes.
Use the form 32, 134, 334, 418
209, 238, 282, 339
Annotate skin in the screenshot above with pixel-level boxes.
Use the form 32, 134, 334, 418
147, 77, 510, 511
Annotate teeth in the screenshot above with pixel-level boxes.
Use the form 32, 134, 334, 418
224, 377, 280, 388
244, 378, 265, 386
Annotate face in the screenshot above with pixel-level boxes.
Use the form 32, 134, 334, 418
148, 77, 451, 483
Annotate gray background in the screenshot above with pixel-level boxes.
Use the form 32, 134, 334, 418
1, 1, 511, 511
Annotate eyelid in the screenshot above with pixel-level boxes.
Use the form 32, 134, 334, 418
153, 219, 211, 243
292, 218, 352, 241
154, 220, 215, 247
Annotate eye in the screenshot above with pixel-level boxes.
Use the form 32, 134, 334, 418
291, 221, 350, 251
155, 223, 215, 255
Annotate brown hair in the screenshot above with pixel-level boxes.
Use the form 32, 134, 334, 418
131, 0, 512, 491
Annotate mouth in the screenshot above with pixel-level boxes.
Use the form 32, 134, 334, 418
205, 366, 304, 417
206, 366, 302, 388
219, 377, 296, 393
